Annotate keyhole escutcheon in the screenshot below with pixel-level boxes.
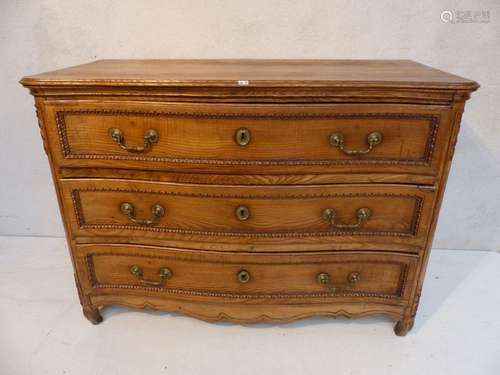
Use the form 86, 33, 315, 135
236, 205, 250, 221
235, 128, 251, 146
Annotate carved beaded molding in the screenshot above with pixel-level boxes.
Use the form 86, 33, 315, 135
85, 252, 409, 300
70, 187, 424, 238
55, 109, 440, 166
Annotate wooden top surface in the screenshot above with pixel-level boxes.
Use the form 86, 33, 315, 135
20, 59, 478, 90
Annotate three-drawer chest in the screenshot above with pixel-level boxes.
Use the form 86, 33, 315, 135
21, 60, 478, 335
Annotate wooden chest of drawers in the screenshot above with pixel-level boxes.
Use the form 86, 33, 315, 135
21, 60, 478, 335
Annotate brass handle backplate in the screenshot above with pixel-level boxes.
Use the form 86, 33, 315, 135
109, 128, 158, 153
237, 270, 251, 283
316, 271, 361, 292
120, 202, 165, 226
329, 131, 382, 155
323, 207, 372, 229
235, 128, 251, 146
130, 265, 172, 286
235, 205, 250, 221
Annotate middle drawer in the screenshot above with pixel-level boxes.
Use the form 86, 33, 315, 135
61, 179, 435, 249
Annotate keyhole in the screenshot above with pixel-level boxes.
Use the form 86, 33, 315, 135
236, 205, 250, 221
235, 128, 251, 146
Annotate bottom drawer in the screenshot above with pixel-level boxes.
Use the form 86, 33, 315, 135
76, 244, 418, 303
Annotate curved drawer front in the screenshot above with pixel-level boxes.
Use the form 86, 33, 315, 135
44, 102, 451, 175
76, 244, 418, 303
61, 179, 435, 246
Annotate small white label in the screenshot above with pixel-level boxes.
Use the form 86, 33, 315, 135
237, 80, 249, 86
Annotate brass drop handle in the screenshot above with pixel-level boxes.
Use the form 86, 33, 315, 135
108, 128, 158, 153
323, 207, 372, 229
120, 202, 165, 226
316, 272, 331, 285
130, 265, 172, 287
329, 131, 382, 155
316, 271, 361, 292
235, 128, 251, 146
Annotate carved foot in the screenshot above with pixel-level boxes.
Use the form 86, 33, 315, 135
83, 306, 103, 325
394, 318, 414, 336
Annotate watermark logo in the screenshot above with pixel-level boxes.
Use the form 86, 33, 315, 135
441, 10, 490, 23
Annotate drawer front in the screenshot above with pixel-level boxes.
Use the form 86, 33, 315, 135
44, 101, 452, 175
61, 179, 435, 247
76, 244, 418, 302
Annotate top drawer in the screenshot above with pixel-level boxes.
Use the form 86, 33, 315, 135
42, 101, 452, 176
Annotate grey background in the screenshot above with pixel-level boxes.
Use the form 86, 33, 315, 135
1, 0, 498, 250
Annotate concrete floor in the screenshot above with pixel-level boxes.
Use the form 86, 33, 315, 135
0, 236, 498, 375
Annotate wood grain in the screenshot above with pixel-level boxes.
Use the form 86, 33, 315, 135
42, 101, 452, 176
20, 59, 478, 335
60, 179, 435, 246
76, 244, 417, 303
21, 59, 478, 89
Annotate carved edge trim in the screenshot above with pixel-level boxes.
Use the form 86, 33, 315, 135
55, 110, 440, 166
35, 102, 49, 155
447, 110, 464, 162
397, 264, 409, 298
93, 299, 404, 323
70, 188, 424, 238
398, 104, 467, 331
85, 253, 409, 300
